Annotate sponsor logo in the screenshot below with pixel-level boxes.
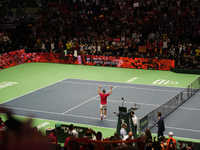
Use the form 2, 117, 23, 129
37, 122, 50, 129
153, 79, 178, 85
0, 81, 18, 89
127, 77, 138, 83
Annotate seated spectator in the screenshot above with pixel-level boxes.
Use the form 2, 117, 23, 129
92, 131, 103, 141
49, 129, 60, 150
0, 107, 51, 150
152, 141, 162, 150
187, 142, 193, 150
68, 124, 78, 137
64, 132, 76, 150
123, 132, 134, 147
114, 132, 121, 141
159, 136, 167, 150
0, 117, 5, 129
143, 128, 153, 150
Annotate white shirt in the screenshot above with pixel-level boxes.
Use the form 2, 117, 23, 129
97, 45, 101, 52
120, 128, 127, 139
163, 41, 168, 48
51, 43, 55, 50
123, 135, 134, 141
123, 135, 135, 146
68, 129, 78, 137
132, 115, 137, 126
79, 45, 84, 51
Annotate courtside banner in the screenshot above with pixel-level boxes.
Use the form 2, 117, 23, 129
25, 52, 79, 64
0, 49, 27, 70
0, 50, 174, 70
78, 55, 174, 70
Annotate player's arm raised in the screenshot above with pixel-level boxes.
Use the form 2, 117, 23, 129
109, 86, 113, 94
98, 86, 101, 94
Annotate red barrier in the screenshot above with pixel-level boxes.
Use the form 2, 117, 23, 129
0, 50, 174, 70
26, 52, 79, 64
78, 55, 174, 70
0, 49, 27, 70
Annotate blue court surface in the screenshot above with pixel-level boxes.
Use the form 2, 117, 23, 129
1, 78, 199, 140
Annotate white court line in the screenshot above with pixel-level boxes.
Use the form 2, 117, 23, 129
61, 86, 118, 114
0, 106, 117, 122
61, 95, 99, 114
93, 98, 159, 107
165, 126, 200, 133
66, 78, 184, 89
93, 98, 200, 111
0, 78, 69, 105
179, 107, 200, 111
61, 81, 105, 86
61, 80, 180, 93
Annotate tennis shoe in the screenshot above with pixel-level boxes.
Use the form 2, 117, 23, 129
101, 115, 103, 120
103, 115, 106, 119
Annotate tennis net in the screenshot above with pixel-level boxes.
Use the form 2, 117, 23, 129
138, 76, 200, 134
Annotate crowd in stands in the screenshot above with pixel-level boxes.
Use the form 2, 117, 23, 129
0, 0, 200, 70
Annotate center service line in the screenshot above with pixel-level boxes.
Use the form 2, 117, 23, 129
62, 86, 118, 114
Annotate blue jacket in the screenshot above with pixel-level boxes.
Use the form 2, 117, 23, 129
158, 117, 165, 133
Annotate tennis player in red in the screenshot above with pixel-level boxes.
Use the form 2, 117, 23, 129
98, 86, 113, 120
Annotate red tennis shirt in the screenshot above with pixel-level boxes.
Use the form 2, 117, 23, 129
99, 93, 110, 105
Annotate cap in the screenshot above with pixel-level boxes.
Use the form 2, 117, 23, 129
69, 132, 74, 136
55, 123, 62, 128
169, 132, 173, 136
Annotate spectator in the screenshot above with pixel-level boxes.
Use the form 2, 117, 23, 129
157, 112, 165, 139
152, 141, 162, 150
159, 136, 167, 150
148, 31, 155, 43
195, 46, 200, 62
58, 40, 63, 53
120, 123, 127, 139
1, 120, 9, 131
66, 40, 72, 54
166, 132, 176, 150
64, 132, 76, 150
49, 129, 60, 150
68, 124, 78, 137
0, 117, 5, 129
123, 131, 134, 147
114, 132, 122, 141
144, 129, 153, 150
50, 39, 55, 53
187, 142, 193, 150
41, 42, 46, 52
130, 111, 137, 133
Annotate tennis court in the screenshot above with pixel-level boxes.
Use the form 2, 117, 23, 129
0, 63, 200, 141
